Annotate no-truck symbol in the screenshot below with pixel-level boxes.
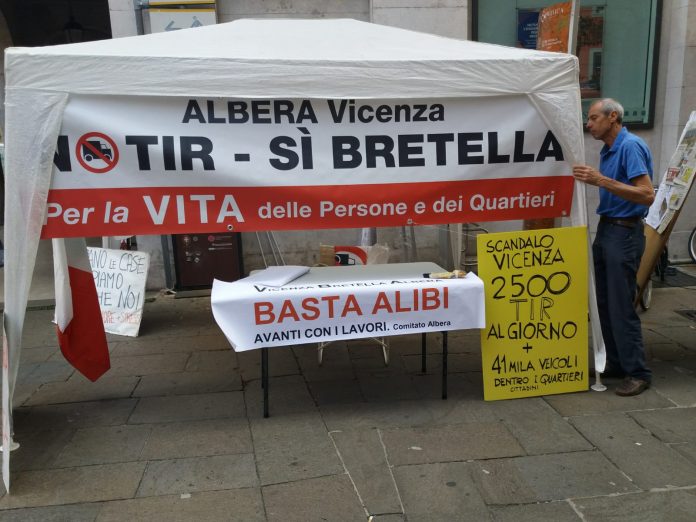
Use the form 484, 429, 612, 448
76, 132, 119, 173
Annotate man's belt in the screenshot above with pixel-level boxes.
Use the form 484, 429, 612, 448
599, 215, 643, 228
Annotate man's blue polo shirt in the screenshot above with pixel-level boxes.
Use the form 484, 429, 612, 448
597, 127, 653, 218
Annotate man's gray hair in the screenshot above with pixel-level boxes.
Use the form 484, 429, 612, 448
597, 98, 624, 124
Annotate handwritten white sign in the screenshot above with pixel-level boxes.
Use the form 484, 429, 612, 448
87, 247, 150, 337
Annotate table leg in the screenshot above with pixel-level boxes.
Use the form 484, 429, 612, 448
261, 348, 269, 418
421, 333, 427, 373
442, 331, 448, 400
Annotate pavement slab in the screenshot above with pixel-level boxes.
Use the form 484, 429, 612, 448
244, 375, 317, 418
470, 451, 638, 504
108, 333, 225, 356
329, 428, 402, 516
184, 350, 238, 373
392, 462, 491, 521
488, 501, 581, 522
96, 488, 265, 522
250, 412, 343, 485
649, 361, 696, 407
128, 391, 246, 423
140, 417, 252, 460
262, 474, 365, 522
23, 375, 140, 406
357, 373, 423, 401
421, 394, 502, 424
491, 398, 592, 455
236, 348, 300, 381
629, 406, 696, 443
53, 424, 152, 467
352, 354, 408, 377
293, 342, 355, 382
99, 352, 190, 377
136, 453, 258, 496
402, 352, 482, 374
380, 422, 524, 465
543, 387, 673, 416
0, 503, 101, 521
348, 339, 402, 361
306, 378, 365, 404
672, 442, 696, 464
412, 372, 488, 402
321, 395, 498, 432
132, 369, 242, 397
19, 311, 58, 348
320, 400, 436, 431
573, 489, 696, 522
299, 361, 358, 384
0, 462, 146, 509
641, 327, 676, 344
646, 342, 692, 362
570, 413, 696, 489
650, 325, 696, 349
19, 360, 74, 386
9, 429, 75, 472
17, 399, 137, 432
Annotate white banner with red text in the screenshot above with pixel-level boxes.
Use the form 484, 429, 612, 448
42, 94, 573, 238
211, 270, 485, 351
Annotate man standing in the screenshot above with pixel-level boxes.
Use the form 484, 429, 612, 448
573, 98, 655, 396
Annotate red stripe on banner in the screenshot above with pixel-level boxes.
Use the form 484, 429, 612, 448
56, 266, 110, 381
41, 176, 573, 238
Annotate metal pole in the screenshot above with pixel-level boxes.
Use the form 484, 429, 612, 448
568, 0, 581, 55
261, 348, 269, 418
442, 331, 448, 400
421, 333, 427, 373
360, 227, 376, 246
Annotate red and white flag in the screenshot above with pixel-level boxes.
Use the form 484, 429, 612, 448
53, 238, 110, 381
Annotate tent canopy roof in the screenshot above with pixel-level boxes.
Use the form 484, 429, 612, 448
11, 18, 563, 61
5, 18, 578, 99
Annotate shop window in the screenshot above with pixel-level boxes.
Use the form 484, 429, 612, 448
473, 0, 661, 128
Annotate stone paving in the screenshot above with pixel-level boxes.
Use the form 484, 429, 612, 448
0, 283, 695, 521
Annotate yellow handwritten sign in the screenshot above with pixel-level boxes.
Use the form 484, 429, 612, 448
478, 226, 588, 400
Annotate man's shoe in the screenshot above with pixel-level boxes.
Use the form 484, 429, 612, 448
615, 377, 650, 397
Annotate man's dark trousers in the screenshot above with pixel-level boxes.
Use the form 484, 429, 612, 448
593, 220, 651, 381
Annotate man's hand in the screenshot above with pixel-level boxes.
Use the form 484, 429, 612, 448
572, 165, 604, 186
572, 164, 655, 206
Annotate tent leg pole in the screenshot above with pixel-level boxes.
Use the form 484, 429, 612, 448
421, 333, 427, 373
591, 369, 607, 392
262, 348, 269, 418
442, 331, 448, 400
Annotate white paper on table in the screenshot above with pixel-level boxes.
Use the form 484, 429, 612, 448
241, 265, 310, 287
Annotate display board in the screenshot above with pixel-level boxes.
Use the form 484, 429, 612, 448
87, 247, 150, 337
638, 111, 696, 298
478, 226, 588, 400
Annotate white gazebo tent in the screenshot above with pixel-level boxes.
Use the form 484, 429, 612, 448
2, 19, 602, 489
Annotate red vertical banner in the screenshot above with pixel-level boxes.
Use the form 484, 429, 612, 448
536, 2, 572, 52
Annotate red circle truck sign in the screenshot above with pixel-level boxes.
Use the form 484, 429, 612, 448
76, 132, 119, 173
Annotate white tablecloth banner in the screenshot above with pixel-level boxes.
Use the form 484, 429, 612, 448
211, 272, 485, 351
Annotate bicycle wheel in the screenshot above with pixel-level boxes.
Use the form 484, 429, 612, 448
689, 227, 696, 263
